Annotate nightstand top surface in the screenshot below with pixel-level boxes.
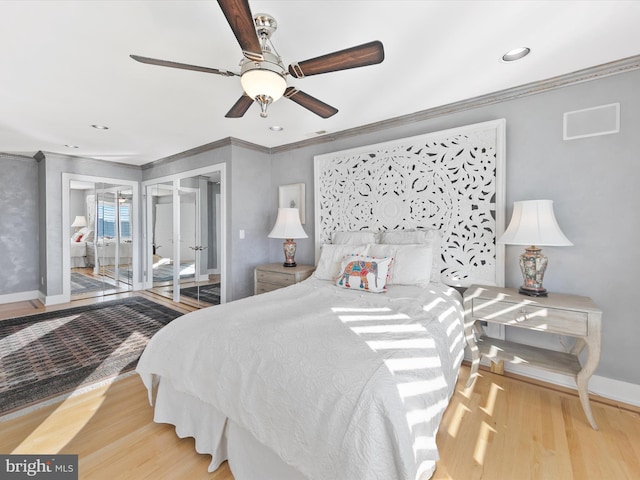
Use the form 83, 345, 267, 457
256, 263, 316, 274
465, 284, 601, 314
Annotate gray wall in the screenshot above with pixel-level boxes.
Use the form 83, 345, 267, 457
0, 154, 39, 295
268, 68, 640, 387
228, 144, 272, 299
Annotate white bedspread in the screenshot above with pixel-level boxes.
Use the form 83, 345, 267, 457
70, 240, 86, 258
137, 279, 465, 480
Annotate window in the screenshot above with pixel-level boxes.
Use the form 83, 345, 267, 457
120, 202, 132, 240
97, 200, 116, 238
96, 195, 131, 240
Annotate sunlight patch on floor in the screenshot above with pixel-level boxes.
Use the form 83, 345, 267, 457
446, 402, 471, 438
11, 391, 107, 454
473, 421, 496, 465
480, 382, 503, 416
10, 333, 140, 454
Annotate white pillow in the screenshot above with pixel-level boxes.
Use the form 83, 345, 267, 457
336, 255, 392, 293
378, 229, 438, 244
71, 226, 90, 242
379, 229, 442, 283
314, 244, 370, 281
332, 231, 378, 245
368, 244, 433, 285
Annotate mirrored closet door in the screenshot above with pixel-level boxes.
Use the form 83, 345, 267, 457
69, 179, 135, 300
177, 174, 220, 306
145, 169, 222, 306
148, 182, 175, 294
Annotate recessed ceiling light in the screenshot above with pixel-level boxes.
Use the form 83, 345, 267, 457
269, 125, 283, 131
501, 47, 531, 62
65, 144, 79, 149
91, 124, 109, 130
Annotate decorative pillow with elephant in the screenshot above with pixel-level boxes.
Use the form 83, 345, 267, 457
314, 244, 370, 281
335, 255, 392, 293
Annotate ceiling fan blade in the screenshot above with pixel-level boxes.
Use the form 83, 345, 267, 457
288, 40, 384, 79
284, 87, 338, 118
130, 55, 238, 77
217, 0, 263, 62
225, 94, 254, 118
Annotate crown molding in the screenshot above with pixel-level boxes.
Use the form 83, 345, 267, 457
34, 150, 141, 170
0, 152, 37, 162
141, 136, 269, 170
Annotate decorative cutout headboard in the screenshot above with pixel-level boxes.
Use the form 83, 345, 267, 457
314, 119, 506, 287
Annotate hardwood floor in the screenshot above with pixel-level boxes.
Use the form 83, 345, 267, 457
1, 295, 639, 479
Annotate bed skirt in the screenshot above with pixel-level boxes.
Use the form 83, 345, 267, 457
153, 377, 310, 480
70, 256, 87, 268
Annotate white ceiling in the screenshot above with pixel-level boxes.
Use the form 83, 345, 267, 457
1, 1, 639, 166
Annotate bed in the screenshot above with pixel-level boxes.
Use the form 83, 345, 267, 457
137, 119, 506, 479
137, 243, 465, 480
92, 239, 133, 267
70, 227, 94, 268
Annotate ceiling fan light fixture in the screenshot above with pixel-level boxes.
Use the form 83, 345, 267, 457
240, 67, 287, 103
255, 94, 274, 118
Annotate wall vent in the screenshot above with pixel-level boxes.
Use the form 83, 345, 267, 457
563, 103, 620, 140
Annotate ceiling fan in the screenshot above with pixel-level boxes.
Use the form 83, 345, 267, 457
130, 0, 384, 119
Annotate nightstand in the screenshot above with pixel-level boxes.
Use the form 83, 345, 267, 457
463, 284, 602, 430
254, 263, 315, 295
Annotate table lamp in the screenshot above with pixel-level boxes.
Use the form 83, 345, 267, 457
71, 215, 87, 232
498, 200, 573, 296
268, 208, 307, 267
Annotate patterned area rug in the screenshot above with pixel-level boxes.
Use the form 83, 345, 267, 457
179, 283, 220, 305
70, 272, 105, 295
0, 297, 182, 416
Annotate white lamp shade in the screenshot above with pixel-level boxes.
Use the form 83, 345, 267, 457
241, 69, 287, 102
71, 215, 87, 228
268, 208, 308, 239
499, 200, 573, 246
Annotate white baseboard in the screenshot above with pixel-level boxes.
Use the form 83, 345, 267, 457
0, 290, 40, 305
38, 292, 69, 306
505, 362, 640, 408
466, 351, 640, 407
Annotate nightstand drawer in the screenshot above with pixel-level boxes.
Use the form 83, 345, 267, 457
255, 281, 283, 294
256, 269, 296, 287
471, 299, 588, 336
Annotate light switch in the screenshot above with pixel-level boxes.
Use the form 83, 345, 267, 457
239, 229, 245, 239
